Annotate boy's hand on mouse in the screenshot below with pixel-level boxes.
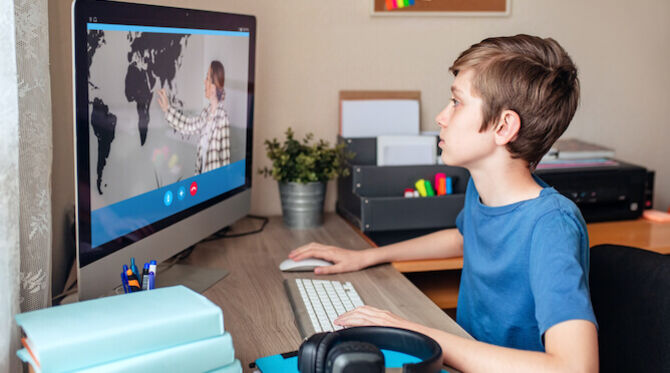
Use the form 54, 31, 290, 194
334, 306, 415, 330
288, 242, 372, 275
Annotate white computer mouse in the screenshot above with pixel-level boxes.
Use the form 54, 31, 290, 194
279, 258, 333, 272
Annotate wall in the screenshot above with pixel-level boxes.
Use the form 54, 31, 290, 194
49, 0, 670, 292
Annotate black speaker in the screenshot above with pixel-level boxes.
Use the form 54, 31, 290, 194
297, 326, 443, 373
644, 170, 655, 209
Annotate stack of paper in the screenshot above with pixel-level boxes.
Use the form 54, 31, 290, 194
551, 138, 615, 160
15, 285, 241, 373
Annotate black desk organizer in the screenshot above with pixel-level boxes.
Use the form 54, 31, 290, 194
336, 137, 470, 245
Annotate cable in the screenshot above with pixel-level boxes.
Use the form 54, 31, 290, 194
52, 287, 78, 303
201, 214, 269, 241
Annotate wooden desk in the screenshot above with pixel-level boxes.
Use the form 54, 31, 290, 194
387, 218, 670, 309
182, 213, 471, 372
586, 219, 670, 254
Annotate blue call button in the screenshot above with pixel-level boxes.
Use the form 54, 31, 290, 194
163, 190, 174, 206
177, 186, 186, 201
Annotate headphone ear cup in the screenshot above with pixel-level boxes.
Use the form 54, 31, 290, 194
324, 341, 384, 373
314, 332, 338, 373
298, 332, 329, 373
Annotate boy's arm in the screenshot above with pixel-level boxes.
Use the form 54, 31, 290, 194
335, 306, 598, 373
419, 319, 598, 373
288, 228, 463, 274
366, 227, 463, 263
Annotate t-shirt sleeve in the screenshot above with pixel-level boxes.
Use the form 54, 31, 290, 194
529, 210, 597, 341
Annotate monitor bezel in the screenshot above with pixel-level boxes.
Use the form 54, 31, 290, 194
73, 0, 256, 268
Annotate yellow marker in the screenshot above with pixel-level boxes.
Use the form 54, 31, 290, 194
414, 179, 427, 197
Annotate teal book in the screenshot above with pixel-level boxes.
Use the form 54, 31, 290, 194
18, 333, 236, 373
15, 285, 224, 372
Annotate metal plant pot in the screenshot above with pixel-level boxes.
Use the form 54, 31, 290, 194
278, 181, 326, 229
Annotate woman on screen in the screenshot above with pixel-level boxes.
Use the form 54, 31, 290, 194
156, 60, 231, 175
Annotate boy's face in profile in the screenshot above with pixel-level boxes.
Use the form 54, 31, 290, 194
436, 69, 496, 169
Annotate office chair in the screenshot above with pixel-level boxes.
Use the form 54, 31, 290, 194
589, 244, 670, 372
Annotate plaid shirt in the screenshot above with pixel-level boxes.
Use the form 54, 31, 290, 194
164, 100, 231, 174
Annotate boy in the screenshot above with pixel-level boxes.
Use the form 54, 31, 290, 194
289, 34, 598, 372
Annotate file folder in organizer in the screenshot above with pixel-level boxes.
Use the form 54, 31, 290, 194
339, 91, 421, 138
15, 285, 224, 372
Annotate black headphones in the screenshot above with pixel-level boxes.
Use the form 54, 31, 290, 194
297, 326, 443, 373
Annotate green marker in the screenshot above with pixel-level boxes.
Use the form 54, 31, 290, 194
424, 180, 435, 196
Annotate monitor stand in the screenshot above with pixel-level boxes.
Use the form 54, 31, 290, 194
154, 263, 229, 294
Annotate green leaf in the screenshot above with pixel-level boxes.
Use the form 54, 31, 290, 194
257, 127, 355, 183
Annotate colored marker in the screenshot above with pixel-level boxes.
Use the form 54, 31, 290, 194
404, 188, 415, 198
435, 173, 447, 196
149, 260, 157, 278
415, 179, 427, 197
148, 272, 155, 290
130, 257, 139, 279
120, 271, 129, 294
126, 269, 141, 292
446, 177, 453, 195
424, 180, 435, 197
121, 265, 131, 293
141, 263, 150, 290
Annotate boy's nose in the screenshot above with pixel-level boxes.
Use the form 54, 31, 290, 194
435, 113, 448, 128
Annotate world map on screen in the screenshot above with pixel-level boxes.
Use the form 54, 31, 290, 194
87, 29, 189, 195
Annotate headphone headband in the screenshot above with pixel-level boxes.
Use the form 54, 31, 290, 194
299, 326, 443, 373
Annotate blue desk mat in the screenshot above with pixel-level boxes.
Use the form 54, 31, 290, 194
255, 349, 448, 372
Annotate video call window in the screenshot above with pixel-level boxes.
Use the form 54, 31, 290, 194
84, 23, 250, 260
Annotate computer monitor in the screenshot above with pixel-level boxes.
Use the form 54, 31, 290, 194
72, 0, 256, 299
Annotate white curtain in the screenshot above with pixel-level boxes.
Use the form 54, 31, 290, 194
0, 0, 22, 370
1, 0, 53, 372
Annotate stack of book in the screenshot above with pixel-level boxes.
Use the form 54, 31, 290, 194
15, 285, 241, 373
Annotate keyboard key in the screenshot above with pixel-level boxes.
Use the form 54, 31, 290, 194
291, 278, 365, 335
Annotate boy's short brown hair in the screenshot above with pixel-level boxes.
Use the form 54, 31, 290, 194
450, 34, 579, 168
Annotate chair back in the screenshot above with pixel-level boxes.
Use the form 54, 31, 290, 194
589, 244, 670, 372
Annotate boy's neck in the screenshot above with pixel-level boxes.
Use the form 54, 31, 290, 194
468, 156, 543, 207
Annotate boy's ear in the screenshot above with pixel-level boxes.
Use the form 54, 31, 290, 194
493, 109, 521, 145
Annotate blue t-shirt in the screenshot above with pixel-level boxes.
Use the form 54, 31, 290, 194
455, 176, 597, 351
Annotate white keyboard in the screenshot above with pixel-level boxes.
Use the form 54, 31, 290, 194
285, 278, 365, 336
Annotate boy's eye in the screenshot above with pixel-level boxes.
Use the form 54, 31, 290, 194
450, 98, 460, 106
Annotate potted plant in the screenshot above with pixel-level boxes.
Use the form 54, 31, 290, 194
259, 128, 353, 229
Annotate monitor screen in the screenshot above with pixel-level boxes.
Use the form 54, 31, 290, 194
73, 0, 255, 298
